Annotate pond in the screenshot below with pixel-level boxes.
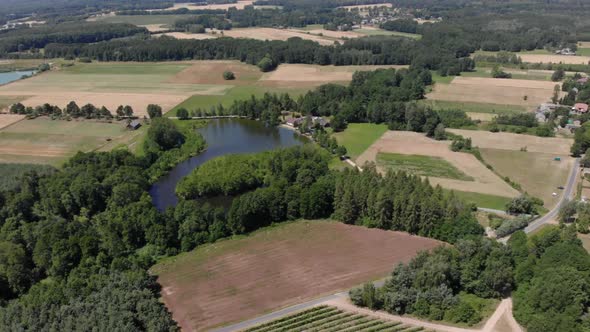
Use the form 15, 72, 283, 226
0, 70, 36, 85
150, 118, 307, 211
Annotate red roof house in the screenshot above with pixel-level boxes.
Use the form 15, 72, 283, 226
573, 103, 589, 113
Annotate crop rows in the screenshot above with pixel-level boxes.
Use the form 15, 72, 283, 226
244, 306, 426, 332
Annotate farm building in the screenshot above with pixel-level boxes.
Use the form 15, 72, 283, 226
312, 116, 330, 128
572, 103, 589, 114
285, 117, 302, 127
127, 120, 141, 130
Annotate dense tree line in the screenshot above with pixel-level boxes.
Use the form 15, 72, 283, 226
351, 237, 513, 325
0, 22, 147, 54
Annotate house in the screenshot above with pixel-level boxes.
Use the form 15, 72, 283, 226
285, 117, 302, 127
566, 119, 582, 132
312, 116, 330, 128
556, 48, 576, 56
538, 103, 559, 113
127, 120, 141, 130
572, 103, 589, 114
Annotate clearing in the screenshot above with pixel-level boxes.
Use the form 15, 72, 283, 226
150, 220, 441, 331
446, 129, 573, 155
0, 117, 142, 165
427, 76, 560, 108
356, 131, 519, 198
218, 27, 339, 46
479, 149, 574, 208
518, 54, 590, 64
332, 123, 389, 160
377, 152, 475, 181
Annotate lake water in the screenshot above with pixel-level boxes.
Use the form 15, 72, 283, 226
150, 119, 307, 211
0, 70, 35, 85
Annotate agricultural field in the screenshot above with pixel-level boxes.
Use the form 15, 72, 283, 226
356, 131, 519, 198
421, 100, 527, 114
0, 117, 142, 166
426, 76, 560, 108
446, 129, 572, 154
151, 220, 441, 331
261, 64, 408, 88
376, 152, 474, 181
461, 67, 554, 81
332, 123, 389, 160
215, 27, 339, 45
518, 54, 590, 64
453, 190, 513, 211
0, 113, 24, 129
0, 62, 229, 116
243, 306, 423, 332
355, 27, 421, 39
91, 14, 193, 26
479, 149, 573, 208
155, 31, 215, 39
158, 0, 255, 11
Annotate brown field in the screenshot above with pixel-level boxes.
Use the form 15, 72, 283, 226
480, 149, 573, 208
151, 221, 441, 331
428, 76, 560, 107
339, 3, 393, 10
356, 131, 519, 198
220, 27, 338, 45
155, 32, 215, 40
0, 114, 24, 129
167, 60, 263, 85
261, 64, 409, 87
519, 54, 590, 64
140, 24, 168, 32
161, 0, 254, 10
427, 76, 560, 107
446, 129, 573, 155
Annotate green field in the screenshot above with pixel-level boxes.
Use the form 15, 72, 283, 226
377, 152, 474, 181
449, 190, 512, 210
460, 67, 552, 81
332, 123, 388, 160
577, 48, 590, 56
419, 100, 527, 114
430, 72, 455, 84
245, 306, 422, 332
0, 96, 26, 110
93, 14, 192, 26
356, 28, 421, 39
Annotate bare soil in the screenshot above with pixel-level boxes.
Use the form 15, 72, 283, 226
151, 221, 441, 332
356, 131, 519, 198
427, 77, 560, 107
447, 129, 573, 155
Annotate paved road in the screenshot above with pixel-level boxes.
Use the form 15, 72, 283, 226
524, 158, 579, 234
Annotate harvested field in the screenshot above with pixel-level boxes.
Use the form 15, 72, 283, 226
377, 152, 474, 181
161, 0, 254, 10
427, 76, 560, 107
479, 149, 573, 208
220, 27, 338, 45
0, 114, 24, 129
140, 24, 168, 32
447, 129, 573, 155
261, 64, 408, 85
155, 32, 215, 39
356, 131, 519, 198
0, 117, 141, 165
0, 62, 232, 116
466, 112, 496, 121
339, 3, 393, 10
167, 60, 263, 85
519, 54, 590, 64
151, 220, 441, 331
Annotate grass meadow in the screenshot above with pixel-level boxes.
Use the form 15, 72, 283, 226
449, 190, 512, 210
332, 123, 388, 160
377, 152, 474, 181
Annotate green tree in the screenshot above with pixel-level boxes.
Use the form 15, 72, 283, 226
147, 104, 162, 119
176, 107, 189, 120
257, 55, 275, 72
223, 71, 235, 80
